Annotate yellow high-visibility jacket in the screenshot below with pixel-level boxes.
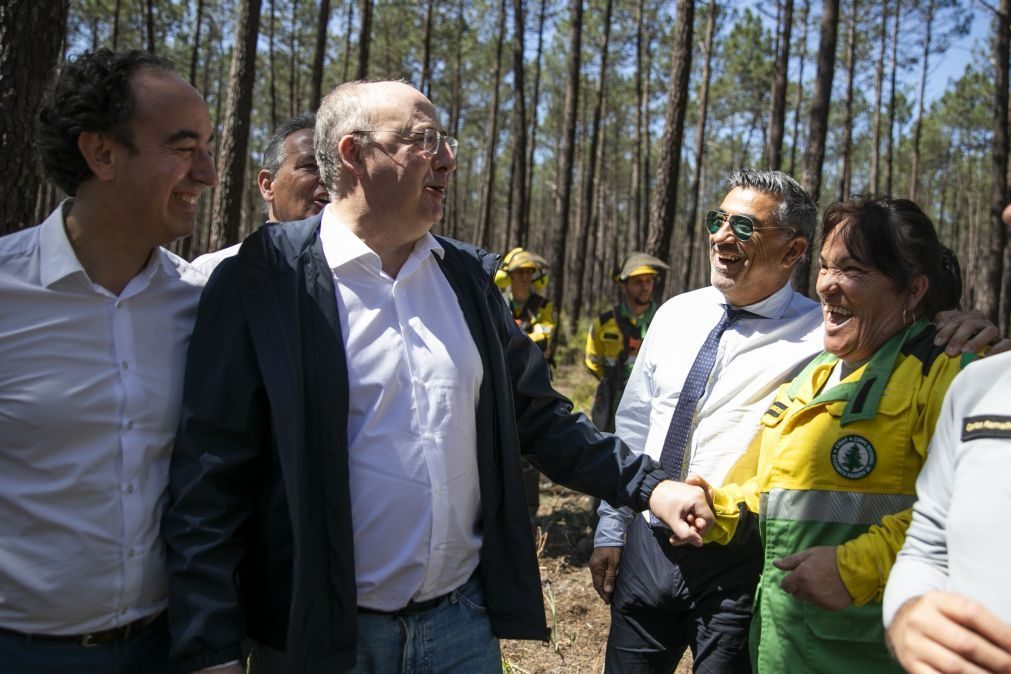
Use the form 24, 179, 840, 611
706, 320, 974, 674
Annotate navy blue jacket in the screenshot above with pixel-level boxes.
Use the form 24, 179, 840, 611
162, 214, 668, 673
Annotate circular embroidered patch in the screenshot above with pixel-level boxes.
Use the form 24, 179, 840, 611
830, 435, 876, 479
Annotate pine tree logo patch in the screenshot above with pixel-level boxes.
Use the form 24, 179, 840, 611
830, 435, 876, 479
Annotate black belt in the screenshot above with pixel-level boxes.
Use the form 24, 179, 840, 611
0, 611, 163, 648
358, 591, 452, 618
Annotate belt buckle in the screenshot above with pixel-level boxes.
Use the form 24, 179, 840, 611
80, 633, 100, 648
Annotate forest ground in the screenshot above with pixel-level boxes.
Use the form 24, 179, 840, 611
500, 351, 691, 674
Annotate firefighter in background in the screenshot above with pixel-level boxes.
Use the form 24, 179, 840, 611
496, 247, 556, 524
585, 253, 670, 433
496, 247, 556, 359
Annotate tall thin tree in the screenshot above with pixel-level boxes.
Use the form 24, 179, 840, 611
475, 0, 507, 250
837, 0, 859, 202
684, 0, 718, 294
309, 0, 330, 111
789, 0, 811, 176
420, 0, 435, 97
0, 0, 68, 235
548, 0, 584, 327
647, 0, 694, 294
992, 0, 1009, 329
886, 0, 900, 194
766, 0, 793, 170
870, 0, 888, 193
568, 0, 614, 334
508, 0, 528, 248
796, 0, 839, 297
357, 0, 374, 79
209, 0, 262, 252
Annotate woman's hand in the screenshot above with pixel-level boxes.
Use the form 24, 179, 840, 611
775, 545, 852, 611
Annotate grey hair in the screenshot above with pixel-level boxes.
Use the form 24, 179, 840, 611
314, 81, 379, 195
727, 169, 817, 240
262, 113, 315, 175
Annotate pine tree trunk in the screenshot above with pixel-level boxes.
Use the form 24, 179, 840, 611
420, 0, 435, 97
475, 0, 507, 250
909, 0, 934, 202
509, 0, 528, 248
647, 0, 694, 299
789, 0, 810, 177
870, 0, 887, 193
837, 0, 858, 202
310, 0, 330, 111
357, 0, 373, 79
683, 0, 717, 294
886, 0, 901, 194
209, 0, 262, 252
522, 0, 547, 248
767, 0, 793, 170
0, 0, 68, 235
991, 0, 1009, 329
797, 0, 840, 297
548, 0, 583, 328
567, 0, 613, 335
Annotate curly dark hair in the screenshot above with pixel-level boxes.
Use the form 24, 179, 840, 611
35, 48, 175, 195
821, 195, 962, 317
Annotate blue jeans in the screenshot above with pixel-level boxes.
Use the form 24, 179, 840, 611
0, 613, 176, 674
354, 574, 501, 673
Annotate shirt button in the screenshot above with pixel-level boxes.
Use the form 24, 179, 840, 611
126, 484, 135, 494
128, 548, 135, 558
121, 361, 129, 370
125, 420, 134, 430
115, 301, 122, 309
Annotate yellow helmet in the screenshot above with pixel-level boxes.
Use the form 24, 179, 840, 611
495, 247, 550, 289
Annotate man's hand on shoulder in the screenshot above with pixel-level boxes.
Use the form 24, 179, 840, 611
589, 546, 622, 604
933, 309, 1009, 356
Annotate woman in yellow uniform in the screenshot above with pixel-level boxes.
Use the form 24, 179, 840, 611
666, 196, 974, 673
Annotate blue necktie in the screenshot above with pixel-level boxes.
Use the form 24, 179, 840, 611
658, 305, 745, 480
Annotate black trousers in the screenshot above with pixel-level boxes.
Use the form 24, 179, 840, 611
605, 515, 762, 674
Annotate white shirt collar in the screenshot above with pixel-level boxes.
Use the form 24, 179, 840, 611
726, 279, 797, 320
38, 199, 174, 291
319, 205, 444, 278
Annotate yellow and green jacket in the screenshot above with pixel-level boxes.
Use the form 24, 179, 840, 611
707, 320, 974, 674
584, 302, 657, 380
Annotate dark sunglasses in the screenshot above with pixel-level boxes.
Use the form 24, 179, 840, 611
705, 210, 795, 241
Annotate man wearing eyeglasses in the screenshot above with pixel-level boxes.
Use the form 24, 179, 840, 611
163, 80, 702, 674
589, 169, 1001, 673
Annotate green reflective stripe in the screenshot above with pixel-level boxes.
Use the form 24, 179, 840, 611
764, 488, 915, 525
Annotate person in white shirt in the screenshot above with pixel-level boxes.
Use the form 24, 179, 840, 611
590, 170, 1003, 674
163, 80, 699, 674
190, 113, 328, 276
883, 314, 1011, 669
0, 48, 216, 674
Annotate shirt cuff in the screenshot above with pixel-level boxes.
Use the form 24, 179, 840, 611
594, 501, 633, 547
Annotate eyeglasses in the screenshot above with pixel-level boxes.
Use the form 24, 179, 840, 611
358, 128, 459, 156
704, 210, 795, 241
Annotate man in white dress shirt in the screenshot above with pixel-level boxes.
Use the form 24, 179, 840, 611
589, 170, 1002, 673
164, 80, 698, 674
0, 49, 216, 673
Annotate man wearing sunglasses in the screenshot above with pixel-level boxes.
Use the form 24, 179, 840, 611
163, 80, 702, 674
589, 169, 1001, 673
